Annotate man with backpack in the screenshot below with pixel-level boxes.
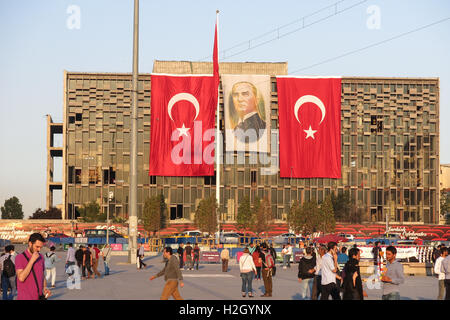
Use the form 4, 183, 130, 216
44, 246, 57, 288
260, 243, 274, 297
1, 245, 17, 300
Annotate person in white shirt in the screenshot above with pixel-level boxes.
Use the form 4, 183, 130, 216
320, 242, 341, 300
281, 245, 288, 269
312, 245, 326, 300
434, 247, 447, 300
440, 247, 450, 300
284, 244, 293, 269
239, 248, 257, 298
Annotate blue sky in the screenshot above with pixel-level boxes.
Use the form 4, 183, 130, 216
1, 0, 449, 217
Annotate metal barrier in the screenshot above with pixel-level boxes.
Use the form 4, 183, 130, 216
148, 237, 164, 252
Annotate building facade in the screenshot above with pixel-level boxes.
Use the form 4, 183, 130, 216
47, 61, 440, 224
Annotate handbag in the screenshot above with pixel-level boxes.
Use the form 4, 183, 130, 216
22, 252, 47, 300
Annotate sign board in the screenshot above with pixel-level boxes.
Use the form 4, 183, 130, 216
74, 237, 88, 244
111, 244, 123, 251
200, 251, 220, 263
358, 246, 417, 260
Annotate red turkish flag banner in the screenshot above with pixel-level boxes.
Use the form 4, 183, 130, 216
277, 77, 341, 178
149, 74, 217, 176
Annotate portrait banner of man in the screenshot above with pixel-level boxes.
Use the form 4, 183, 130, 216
222, 75, 271, 153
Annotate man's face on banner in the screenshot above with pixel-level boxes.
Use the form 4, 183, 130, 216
232, 82, 257, 118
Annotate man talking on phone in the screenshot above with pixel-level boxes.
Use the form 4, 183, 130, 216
15, 233, 52, 300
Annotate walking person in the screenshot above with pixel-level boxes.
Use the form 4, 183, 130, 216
101, 244, 112, 276
44, 246, 57, 288
311, 245, 326, 300
381, 246, 405, 300
281, 245, 288, 269
177, 243, 184, 270
372, 241, 382, 274
65, 243, 76, 274
337, 246, 349, 270
92, 244, 102, 278
184, 242, 193, 270
193, 243, 200, 270
252, 246, 262, 280
434, 246, 447, 300
239, 248, 257, 298
342, 247, 364, 300
221, 247, 230, 272
248, 243, 256, 255
82, 246, 93, 279
137, 243, 147, 270
15, 233, 52, 300
440, 246, 450, 300
285, 244, 293, 269
298, 247, 316, 300
260, 243, 275, 297
150, 247, 184, 300
1, 245, 17, 300
75, 245, 84, 276
320, 242, 341, 300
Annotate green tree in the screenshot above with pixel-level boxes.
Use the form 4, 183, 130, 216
236, 196, 253, 236
331, 191, 352, 222
1, 197, 24, 219
319, 196, 336, 234
29, 207, 62, 219
142, 194, 167, 237
440, 191, 450, 217
287, 200, 302, 234
288, 200, 321, 237
194, 195, 218, 237
301, 200, 321, 236
252, 197, 273, 237
79, 201, 105, 222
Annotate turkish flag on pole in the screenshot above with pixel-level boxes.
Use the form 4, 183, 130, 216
277, 77, 341, 178
149, 74, 217, 176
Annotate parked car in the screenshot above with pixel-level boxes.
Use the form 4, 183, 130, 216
273, 233, 299, 244
83, 229, 124, 238
219, 232, 241, 244
179, 230, 205, 237
338, 233, 355, 241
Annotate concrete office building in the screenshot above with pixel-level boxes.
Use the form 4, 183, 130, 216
46, 61, 440, 224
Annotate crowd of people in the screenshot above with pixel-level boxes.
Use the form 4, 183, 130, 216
0, 233, 113, 300
2, 233, 450, 300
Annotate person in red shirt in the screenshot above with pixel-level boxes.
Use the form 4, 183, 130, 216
15, 233, 52, 300
252, 246, 262, 280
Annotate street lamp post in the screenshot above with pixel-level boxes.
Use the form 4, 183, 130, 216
107, 188, 113, 246
128, 0, 139, 265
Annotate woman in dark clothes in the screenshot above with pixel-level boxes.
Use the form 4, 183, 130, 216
342, 247, 364, 300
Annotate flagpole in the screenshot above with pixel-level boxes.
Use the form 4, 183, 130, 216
215, 10, 221, 245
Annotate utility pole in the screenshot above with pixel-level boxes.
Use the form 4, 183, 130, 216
128, 0, 139, 264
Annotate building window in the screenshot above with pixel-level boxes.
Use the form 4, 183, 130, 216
75, 169, 81, 184
251, 170, 257, 186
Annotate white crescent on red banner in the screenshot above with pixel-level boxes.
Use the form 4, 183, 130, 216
276, 76, 342, 178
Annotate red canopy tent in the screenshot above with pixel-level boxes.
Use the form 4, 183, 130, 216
314, 234, 349, 244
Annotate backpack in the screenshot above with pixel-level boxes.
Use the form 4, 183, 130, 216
3, 255, 15, 277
